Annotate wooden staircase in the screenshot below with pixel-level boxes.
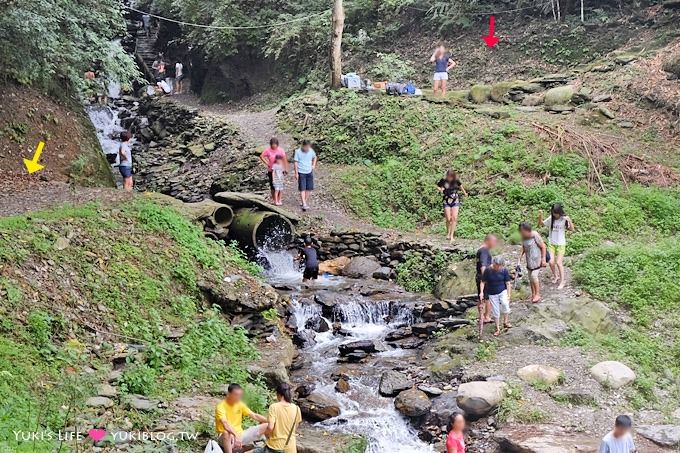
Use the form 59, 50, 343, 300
133, 26, 159, 82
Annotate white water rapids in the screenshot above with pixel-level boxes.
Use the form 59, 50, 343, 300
289, 298, 434, 453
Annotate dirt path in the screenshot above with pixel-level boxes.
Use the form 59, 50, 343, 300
169, 95, 381, 233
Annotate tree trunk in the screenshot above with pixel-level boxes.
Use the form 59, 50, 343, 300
330, 0, 345, 89
580, 0, 585, 22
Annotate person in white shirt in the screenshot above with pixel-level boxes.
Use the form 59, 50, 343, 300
174, 61, 184, 94
538, 202, 574, 290
599, 415, 637, 453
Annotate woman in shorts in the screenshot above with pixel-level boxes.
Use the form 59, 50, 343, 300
118, 131, 133, 191
430, 45, 456, 96
437, 170, 468, 242
539, 203, 575, 290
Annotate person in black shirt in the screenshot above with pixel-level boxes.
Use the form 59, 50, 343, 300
436, 170, 468, 242
299, 237, 319, 281
476, 234, 497, 338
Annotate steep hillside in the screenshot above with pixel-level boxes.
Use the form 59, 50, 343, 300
0, 83, 115, 191
0, 198, 282, 451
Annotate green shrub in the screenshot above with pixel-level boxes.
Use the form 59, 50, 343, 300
396, 251, 448, 293
119, 362, 157, 395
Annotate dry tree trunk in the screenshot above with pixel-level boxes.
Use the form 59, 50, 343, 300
330, 0, 345, 89
580, 0, 585, 22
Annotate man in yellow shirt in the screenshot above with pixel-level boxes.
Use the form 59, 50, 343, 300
216, 384, 268, 453
251, 383, 301, 453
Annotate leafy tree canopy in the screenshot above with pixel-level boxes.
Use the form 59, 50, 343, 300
0, 0, 139, 94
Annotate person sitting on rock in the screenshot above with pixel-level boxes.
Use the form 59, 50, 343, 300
479, 255, 512, 337
518, 222, 547, 303
446, 412, 466, 453
599, 415, 636, 453
215, 384, 268, 453
249, 383, 301, 453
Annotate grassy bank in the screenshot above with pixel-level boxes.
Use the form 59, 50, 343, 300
280, 90, 680, 405
0, 199, 269, 451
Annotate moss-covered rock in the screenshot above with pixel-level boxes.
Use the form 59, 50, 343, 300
544, 85, 575, 107
470, 84, 492, 103
662, 52, 680, 78
490, 81, 515, 103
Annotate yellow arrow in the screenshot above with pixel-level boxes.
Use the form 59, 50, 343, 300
23, 141, 45, 174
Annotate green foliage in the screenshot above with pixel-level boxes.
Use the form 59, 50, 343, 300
0, 199, 271, 447
342, 436, 369, 453
0, 0, 139, 93
396, 251, 448, 292
119, 362, 157, 395
475, 341, 497, 361
369, 53, 416, 81
497, 383, 549, 423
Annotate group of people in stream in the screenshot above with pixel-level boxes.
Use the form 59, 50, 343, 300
471, 201, 574, 338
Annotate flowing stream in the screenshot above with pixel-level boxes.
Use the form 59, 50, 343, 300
264, 251, 434, 452
289, 298, 434, 453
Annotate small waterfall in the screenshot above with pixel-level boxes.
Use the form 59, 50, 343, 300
258, 249, 302, 282
86, 105, 125, 163
289, 296, 433, 453
333, 300, 413, 326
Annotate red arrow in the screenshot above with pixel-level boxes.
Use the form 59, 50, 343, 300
482, 16, 500, 48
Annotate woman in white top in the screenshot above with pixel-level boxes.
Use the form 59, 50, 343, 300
539, 203, 575, 290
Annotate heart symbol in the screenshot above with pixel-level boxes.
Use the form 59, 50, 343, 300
88, 429, 107, 442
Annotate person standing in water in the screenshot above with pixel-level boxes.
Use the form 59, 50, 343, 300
430, 45, 456, 96
259, 138, 288, 202
437, 170, 468, 242
518, 222, 547, 303
250, 383, 301, 453
293, 139, 317, 211
539, 203, 574, 290
118, 131, 134, 191
446, 412, 466, 453
297, 237, 319, 282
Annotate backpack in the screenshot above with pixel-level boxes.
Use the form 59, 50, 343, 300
403, 81, 416, 95
386, 82, 405, 95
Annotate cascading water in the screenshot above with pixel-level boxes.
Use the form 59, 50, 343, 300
289, 298, 435, 453
258, 249, 302, 282
87, 106, 125, 163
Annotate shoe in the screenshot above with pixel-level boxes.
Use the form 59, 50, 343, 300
302, 204, 309, 211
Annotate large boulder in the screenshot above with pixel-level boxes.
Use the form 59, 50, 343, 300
522, 93, 544, 106
394, 388, 432, 417
456, 381, 507, 417
433, 260, 476, 301
428, 391, 461, 426
495, 424, 600, 452
637, 425, 680, 447
543, 85, 575, 109
379, 370, 412, 397
342, 256, 381, 279
299, 392, 341, 422
470, 84, 492, 103
590, 361, 635, 389
517, 365, 562, 386
318, 256, 350, 275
